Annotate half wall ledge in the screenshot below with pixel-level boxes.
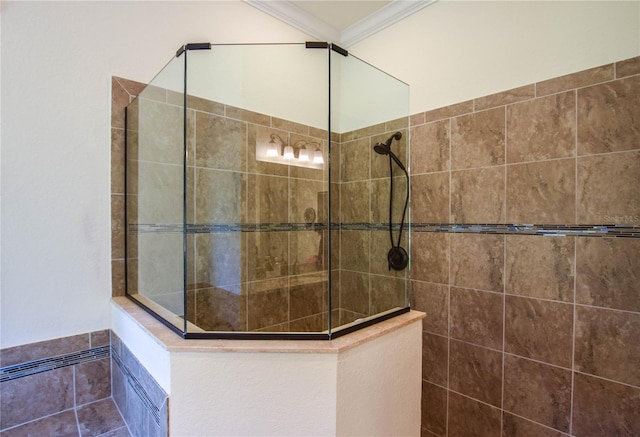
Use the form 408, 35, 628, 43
110, 296, 425, 436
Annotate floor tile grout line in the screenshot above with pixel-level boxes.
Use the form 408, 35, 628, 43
108, 397, 134, 437
501, 233, 507, 434
446, 227, 451, 436
449, 387, 572, 435
0, 407, 77, 434
505, 409, 573, 436
442, 333, 576, 372
444, 116, 452, 437
74, 406, 82, 437
411, 280, 640, 317
0, 400, 126, 437
573, 369, 640, 391
569, 236, 577, 435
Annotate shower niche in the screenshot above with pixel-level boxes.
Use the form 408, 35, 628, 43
125, 42, 411, 339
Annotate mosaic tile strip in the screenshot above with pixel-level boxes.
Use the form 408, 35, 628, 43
0, 346, 110, 383
187, 222, 328, 233
111, 347, 162, 427
131, 222, 395, 234
130, 223, 639, 238
412, 223, 639, 238
339, 223, 399, 232
131, 223, 328, 234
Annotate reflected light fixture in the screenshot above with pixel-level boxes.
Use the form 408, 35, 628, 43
257, 133, 324, 169
313, 148, 324, 164
283, 145, 295, 160
298, 146, 309, 162
265, 140, 279, 157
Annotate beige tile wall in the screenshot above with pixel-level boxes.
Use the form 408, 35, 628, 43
410, 56, 640, 436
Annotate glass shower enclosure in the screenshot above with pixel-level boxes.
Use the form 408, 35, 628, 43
125, 42, 410, 339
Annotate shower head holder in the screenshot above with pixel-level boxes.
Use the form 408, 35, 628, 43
388, 246, 409, 271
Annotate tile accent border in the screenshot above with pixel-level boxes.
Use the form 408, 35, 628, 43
131, 222, 639, 238
0, 330, 116, 433
0, 346, 110, 382
0, 330, 168, 436
111, 346, 162, 427
111, 332, 169, 437
412, 223, 639, 238
133, 222, 328, 233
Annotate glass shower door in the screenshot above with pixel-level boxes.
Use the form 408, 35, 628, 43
125, 54, 187, 331
182, 44, 331, 336
329, 47, 411, 333
125, 42, 411, 339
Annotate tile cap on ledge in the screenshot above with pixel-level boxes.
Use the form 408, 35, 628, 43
111, 297, 424, 354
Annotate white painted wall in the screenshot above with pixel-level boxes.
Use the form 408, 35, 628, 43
110, 301, 172, 393
2, 0, 639, 348
0, 1, 310, 348
169, 323, 420, 436
336, 320, 422, 436
171, 352, 339, 436
351, 0, 640, 114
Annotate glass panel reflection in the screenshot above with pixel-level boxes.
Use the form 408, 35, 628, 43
125, 43, 410, 338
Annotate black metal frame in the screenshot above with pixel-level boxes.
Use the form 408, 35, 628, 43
124, 294, 410, 340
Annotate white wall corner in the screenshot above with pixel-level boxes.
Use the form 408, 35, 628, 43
110, 301, 172, 393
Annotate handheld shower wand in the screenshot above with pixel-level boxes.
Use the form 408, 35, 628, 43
373, 132, 409, 271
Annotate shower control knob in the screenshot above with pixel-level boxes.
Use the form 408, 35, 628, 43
388, 246, 409, 271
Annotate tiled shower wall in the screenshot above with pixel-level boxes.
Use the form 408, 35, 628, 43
119, 79, 331, 332
113, 55, 638, 435
410, 56, 640, 436
334, 121, 411, 323
113, 77, 410, 333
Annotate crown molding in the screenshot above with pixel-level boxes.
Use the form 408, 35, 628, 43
244, 0, 341, 43
245, 0, 437, 48
341, 0, 437, 47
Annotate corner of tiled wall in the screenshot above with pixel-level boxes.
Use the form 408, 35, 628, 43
0, 330, 129, 435
111, 332, 169, 437
0, 328, 169, 436
111, 76, 146, 299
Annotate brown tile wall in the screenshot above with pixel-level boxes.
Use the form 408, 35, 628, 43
335, 121, 411, 326
0, 329, 167, 436
410, 56, 640, 436
0, 330, 116, 433
111, 332, 168, 437
113, 77, 332, 333
112, 55, 638, 434
113, 77, 412, 333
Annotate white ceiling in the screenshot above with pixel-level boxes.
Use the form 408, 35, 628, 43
290, 1, 393, 31
244, 0, 437, 47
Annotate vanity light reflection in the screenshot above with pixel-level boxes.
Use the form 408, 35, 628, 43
258, 133, 324, 169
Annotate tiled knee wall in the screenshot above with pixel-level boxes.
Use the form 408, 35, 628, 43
0, 330, 168, 437
111, 333, 168, 437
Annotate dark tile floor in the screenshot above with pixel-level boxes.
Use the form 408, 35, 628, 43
0, 398, 130, 437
